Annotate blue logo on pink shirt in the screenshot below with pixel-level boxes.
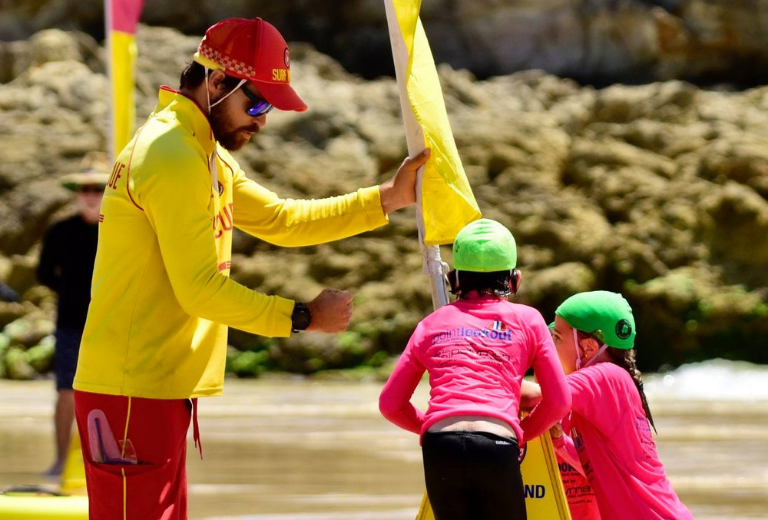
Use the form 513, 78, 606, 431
431, 327, 513, 345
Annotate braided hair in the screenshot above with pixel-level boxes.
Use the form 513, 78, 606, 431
607, 347, 657, 433
576, 331, 656, 433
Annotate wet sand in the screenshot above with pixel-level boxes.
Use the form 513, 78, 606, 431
0, 377, 766, 519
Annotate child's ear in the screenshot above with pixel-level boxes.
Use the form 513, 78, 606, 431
510, 269, 522, 294
581, 337, 601, 358
447, 270, 460, 295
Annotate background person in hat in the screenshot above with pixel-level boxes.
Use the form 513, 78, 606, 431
529, 291, 694, 520
36, 152, 108, 476
379, 218, 570, 520
71, 17, 429, 519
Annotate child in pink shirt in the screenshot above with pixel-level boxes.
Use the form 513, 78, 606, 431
379, 219, 571, 520
546, 323, 602, 520
547, 291, 694, 520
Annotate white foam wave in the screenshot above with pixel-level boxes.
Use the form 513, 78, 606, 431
644, 359, 768, 402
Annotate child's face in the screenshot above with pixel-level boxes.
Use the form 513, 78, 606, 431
552, 316, 579, 375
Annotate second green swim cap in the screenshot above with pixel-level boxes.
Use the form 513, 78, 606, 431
555, 291, 636, 349
453, 219, 517, 272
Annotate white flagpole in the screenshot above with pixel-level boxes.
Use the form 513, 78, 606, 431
383, 0, 449, 310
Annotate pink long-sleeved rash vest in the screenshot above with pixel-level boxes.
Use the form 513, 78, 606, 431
379, 298, 570, 443
559, 362, 694, 520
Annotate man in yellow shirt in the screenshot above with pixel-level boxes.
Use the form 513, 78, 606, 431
73, 17, 429, 520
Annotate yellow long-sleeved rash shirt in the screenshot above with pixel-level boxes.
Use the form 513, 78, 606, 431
74, 87, 389, 399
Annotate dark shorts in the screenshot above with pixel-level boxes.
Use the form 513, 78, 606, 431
54, 328, 83, 390
422, 430, 527, 520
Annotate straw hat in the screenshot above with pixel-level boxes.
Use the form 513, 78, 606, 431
61, 152, 110, 192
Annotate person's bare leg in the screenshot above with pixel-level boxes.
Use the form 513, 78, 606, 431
47, 389, 75, 476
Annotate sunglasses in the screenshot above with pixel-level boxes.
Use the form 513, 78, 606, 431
240, 85, 274, 117
79, 185, 105, 194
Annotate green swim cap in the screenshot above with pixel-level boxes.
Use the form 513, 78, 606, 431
453, 219, 517, 272
555, 291, 636, 349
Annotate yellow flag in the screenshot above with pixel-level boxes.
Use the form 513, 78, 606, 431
106, 0, 145, 159
387, 0, 481, 246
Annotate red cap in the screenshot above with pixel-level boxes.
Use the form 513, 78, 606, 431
194, 18, 307, 112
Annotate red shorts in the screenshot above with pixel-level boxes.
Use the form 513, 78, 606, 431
74, 391, 198, 520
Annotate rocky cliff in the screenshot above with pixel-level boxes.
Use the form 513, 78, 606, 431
0, 26, 766, 379
1, 0, 768, 85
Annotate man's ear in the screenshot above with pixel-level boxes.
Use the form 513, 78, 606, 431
208, 70, 228, 92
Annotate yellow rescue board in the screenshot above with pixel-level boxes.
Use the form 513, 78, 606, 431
0, 430, 89, 520
0, 494, 88, 520
415, 431, 572, 520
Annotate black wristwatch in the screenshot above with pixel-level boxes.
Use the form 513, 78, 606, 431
291, 302, 312, 332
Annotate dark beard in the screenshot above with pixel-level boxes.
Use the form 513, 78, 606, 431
209, 105, 259, 151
